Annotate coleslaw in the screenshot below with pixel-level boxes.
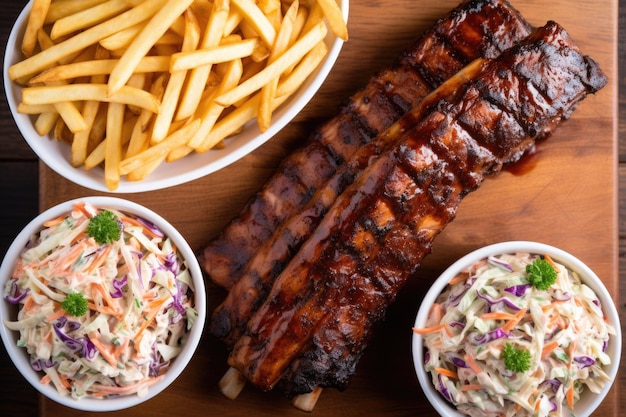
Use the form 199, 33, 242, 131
2, 201, 198, 400
414, 252, 615, 417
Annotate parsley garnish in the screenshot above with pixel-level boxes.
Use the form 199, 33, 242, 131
61, 292, 88, 317
502, 342, 531, 372
526, 258, 557, 291
87, 210, 121, 245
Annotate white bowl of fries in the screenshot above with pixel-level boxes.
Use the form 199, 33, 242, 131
4, 0, 349, 192
0, 196, 206, 411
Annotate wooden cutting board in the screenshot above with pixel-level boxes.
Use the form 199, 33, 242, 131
37, 0, 618, 416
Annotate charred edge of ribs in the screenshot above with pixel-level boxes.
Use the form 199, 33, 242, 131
209, 0, 534, 345
227, 21, 607, 393
199, 0, 534, 290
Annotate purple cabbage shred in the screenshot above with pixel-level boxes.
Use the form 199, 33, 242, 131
487, 256, 514, 272
504, 284, 531, 297
574, 356, 595, 368
437, 374, 453, 403
5, 280, 30, 304
475, 290, 521, 311
110, 275, 128, 298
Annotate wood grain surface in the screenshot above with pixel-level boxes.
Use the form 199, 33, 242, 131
0, 0, 619, 416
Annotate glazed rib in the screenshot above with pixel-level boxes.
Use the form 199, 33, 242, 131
209, 0, 534, 346
227, 21, 607, 393
200, 0, 533, 290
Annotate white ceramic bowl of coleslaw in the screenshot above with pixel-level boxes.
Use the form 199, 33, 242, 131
412, 241, 621, 417
4, 0, 349, 193
0, 196, 206, 411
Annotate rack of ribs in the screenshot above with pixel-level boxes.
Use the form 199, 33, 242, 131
199, 0, 533, 291
222, 19, 606, 407
209, 0, 535, 348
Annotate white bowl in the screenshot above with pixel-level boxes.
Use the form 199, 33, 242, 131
412, 241, 621, 417
3, 1, 349, 193
0, 196, 206, 412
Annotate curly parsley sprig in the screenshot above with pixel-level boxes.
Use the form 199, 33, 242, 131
61, 292, 88, 317
502, 342, 531, 372
87, 210, 121, 245
526, 257, 557, 291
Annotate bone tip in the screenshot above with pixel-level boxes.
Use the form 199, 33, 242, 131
219, 367, 247, 400
291, 386, 323, 412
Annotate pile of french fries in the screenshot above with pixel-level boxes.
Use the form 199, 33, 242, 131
8, 0, 347, 191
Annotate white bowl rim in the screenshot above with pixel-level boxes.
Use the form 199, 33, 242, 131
0, 196, 206, 412
411, 240, 622, 417
3, 1, 349, 193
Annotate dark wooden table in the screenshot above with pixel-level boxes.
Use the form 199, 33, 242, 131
1, 1, 624, 416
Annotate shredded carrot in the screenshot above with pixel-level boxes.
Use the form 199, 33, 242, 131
45, 308, 66, 323
463, 353, 483, 374
43, 215, 65, 227
51, 240, 88, 274
412, 323, 448, 335
460, 384, 484, 392
88, 301, 124, 319
90, 375, 163, 395
134, 296, 169, 343
58, 373, 71, 389
91, 282, 122, 315
448, 272, 468, 286
73, 201, 93, 219
430, 303, 443, 325
21, 293, 36, 312
435, 367, 458, 379
544, 254, 558, 270
88, 332, 119, 367
85, 245, 113, 274
502, 308, 527, 332
40, 374, 51, 385
480, 311, 517, 321
566, 384, 575, 409
120, 215, 162, 239
541, 340, 559, 359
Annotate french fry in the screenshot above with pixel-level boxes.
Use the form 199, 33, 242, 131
46, 82, 87, 133
34, 111, 59, 136
316, 0, 349, 41
104, 102, 126, 190
215, 20, 327, 107
29, 56, 170, 84
45, 0, 108, 24
188, 59, 244, 152
258, 0, 299, 132
230, 0, 277, 47
17, 103, 56, 114
152, 8, 201, 143
170, 38, 258, 72
21, 84, 161, 113
71, 46, 110, 167
50, 0, 137, 40
276, 41, 328, 98
107, 0, 195, 95
119, 119, 200, 175
22, 0, 51, 58
175, 0, 230, 121
9, 0, 347, 190
9, 0, 168, 82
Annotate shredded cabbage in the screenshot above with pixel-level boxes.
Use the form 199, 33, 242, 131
414, 252, 615, 417
2, 202, 197, 400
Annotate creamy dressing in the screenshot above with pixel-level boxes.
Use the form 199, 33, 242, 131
415, 252, 614, 417
3, 202, 197, 400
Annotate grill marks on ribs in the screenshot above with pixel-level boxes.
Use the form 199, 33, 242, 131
227, 21, 607, 394
200, 0, 533, 290
209, 0, 534, 347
